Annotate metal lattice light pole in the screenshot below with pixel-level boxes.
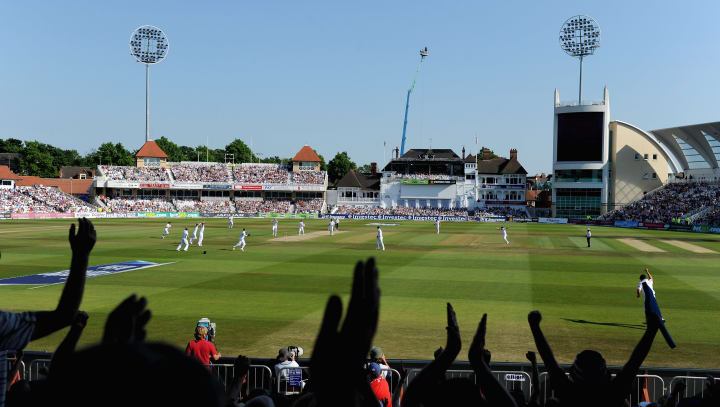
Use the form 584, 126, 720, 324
559, 16, 600, 104
129, 25, 169, 142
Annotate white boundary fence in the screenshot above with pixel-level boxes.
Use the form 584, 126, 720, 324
541, 372, 666, 404
405, 369, 532, 400
204, 364, 273, 393
667, 376, 720, 405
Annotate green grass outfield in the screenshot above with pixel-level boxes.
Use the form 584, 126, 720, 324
1, 218, 719, 368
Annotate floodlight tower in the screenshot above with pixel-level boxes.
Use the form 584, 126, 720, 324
129, 25, 169, 142
400, 47, 428, 156
559, 16, 600, 104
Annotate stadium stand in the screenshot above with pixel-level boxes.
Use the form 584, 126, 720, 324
169, 162, 230, 183
291, 170, 326, 184
100, 165, 170, 181
173, 199, 236, 213
294, 198, 324, 214
333, 205, 468, 217
232, 164, 290, 184
601, 182, 720, 224
0, 186, 95, 214
234, 199, 291, 214
103, 197, 175, 212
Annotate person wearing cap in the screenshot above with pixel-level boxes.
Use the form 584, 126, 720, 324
369, 346, 390, 380
274, 348, 301, 396
586, 228, 591, 248
369, 362, 392, 407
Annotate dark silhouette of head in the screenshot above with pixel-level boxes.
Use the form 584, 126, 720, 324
569, 350, 609, 385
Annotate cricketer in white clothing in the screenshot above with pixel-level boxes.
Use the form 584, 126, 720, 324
162, 222, 172, 239
586, 228, 592, 248
189, 223, 199, 244
637, 268, 656, 299
272, 218, 278, 236
197, 222, 205, 247
500, 226, 509, 245
228, 215, 234, 229
298, 221, 305, 235
329, 219, 334, 236
233, 229, 248, 251
176, 227, 190, 251
434, 219, 440, 234
376, 227, 385, 251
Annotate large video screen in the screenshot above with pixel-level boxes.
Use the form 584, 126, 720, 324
556, 112, 604, 162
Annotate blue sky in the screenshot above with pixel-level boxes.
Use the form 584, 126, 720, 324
1, 1, 718, 174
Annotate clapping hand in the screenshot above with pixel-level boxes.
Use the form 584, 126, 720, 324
69, 218, 96, 256
103, 294, 152, 344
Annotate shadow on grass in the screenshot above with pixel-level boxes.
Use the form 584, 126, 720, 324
562, 318, 645, 330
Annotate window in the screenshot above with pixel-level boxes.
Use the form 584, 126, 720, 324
643, 154, 648, 160
642, 173, 649, 180
652, 173, 657, 179
634, 153, 640, 160
653, 154, 657, 160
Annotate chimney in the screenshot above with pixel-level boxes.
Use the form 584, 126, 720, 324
461, 146, 465, 159
510, 148, 518, 160
370, 162, 377, 174
482, 148, 491, 160
395, 147, 400, 159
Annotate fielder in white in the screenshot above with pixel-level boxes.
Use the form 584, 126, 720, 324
376, 226, 385, 251
161, 222, 172, 239
197, 222, 205, 247
499, 226, 509, 245
233, 228, 248, 251
298, 220, 305, 235
189, 223, 199, 244
329, 219, 334, 236
434, 219, 440, 234
272, 218, 278, 237
228, 215, 234, 229
176, 227, 190, 251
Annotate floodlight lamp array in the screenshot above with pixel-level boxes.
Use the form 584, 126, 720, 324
559, 15, 600, 58
130, 25, 169, 64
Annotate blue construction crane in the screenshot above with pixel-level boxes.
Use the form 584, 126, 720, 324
400, 47, 428, 156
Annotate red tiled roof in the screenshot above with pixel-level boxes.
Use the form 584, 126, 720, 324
136, 140, 168, 158
14, 176, 93, 195
0, 165, 21, 180
292, 146, 321, 162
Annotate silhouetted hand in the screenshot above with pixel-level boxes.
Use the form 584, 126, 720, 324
444, 303, 461, 357
69, 218, 96, 256
528, 310, 542, 326
103, 294, 152, 344
311, 258, 380, 406
469, 313, 487, 370
72, 311, 89, 330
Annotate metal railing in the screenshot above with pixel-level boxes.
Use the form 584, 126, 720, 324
540, 372, 665, 404
27, 358, 52, 381
667, 376, 720, 405
276, 366, 311, 395
204, 364, 273, 394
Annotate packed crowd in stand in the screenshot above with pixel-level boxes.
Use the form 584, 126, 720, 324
4, 221, 715, 407
694, 206, 720, 227
0, 186, 95, 214
333, 205, 468, 217
170, 163, 230, 183
294, 199, 324, 214
173, 199, 236, 213
233, 164, 290, 184
392, 173, 453, 180
478, 207, 530, 218
103, 196, 176, 213
100, 165, 169, 181
291, 170, 326, 184
234, 199, 291, 214
601, 182, 720, 224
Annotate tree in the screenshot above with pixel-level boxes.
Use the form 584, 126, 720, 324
20, 141, 56, 177
478, 146, 499, 159
357, 164, 371, 174
154, 136, 184, 162
327, 152, 356, 184
179, 145, 196, 162
260, 156, 290, 165
225, 139, 256, 164
0, 138, 24, 153
313, 149, 328, 171
84, 142, 134, 167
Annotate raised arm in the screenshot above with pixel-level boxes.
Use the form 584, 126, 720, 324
614, 312, 660, 389
528, 311, 569, 390
526, 351, 541, 406
50, 311, 88, 375
645, 268, 654, 281
32, 218, 96, 340
402, 303, 462, 407
469, 314, 517, 407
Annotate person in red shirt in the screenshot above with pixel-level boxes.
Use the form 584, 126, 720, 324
185, 325, 221, 365
369, 362, 392, 407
